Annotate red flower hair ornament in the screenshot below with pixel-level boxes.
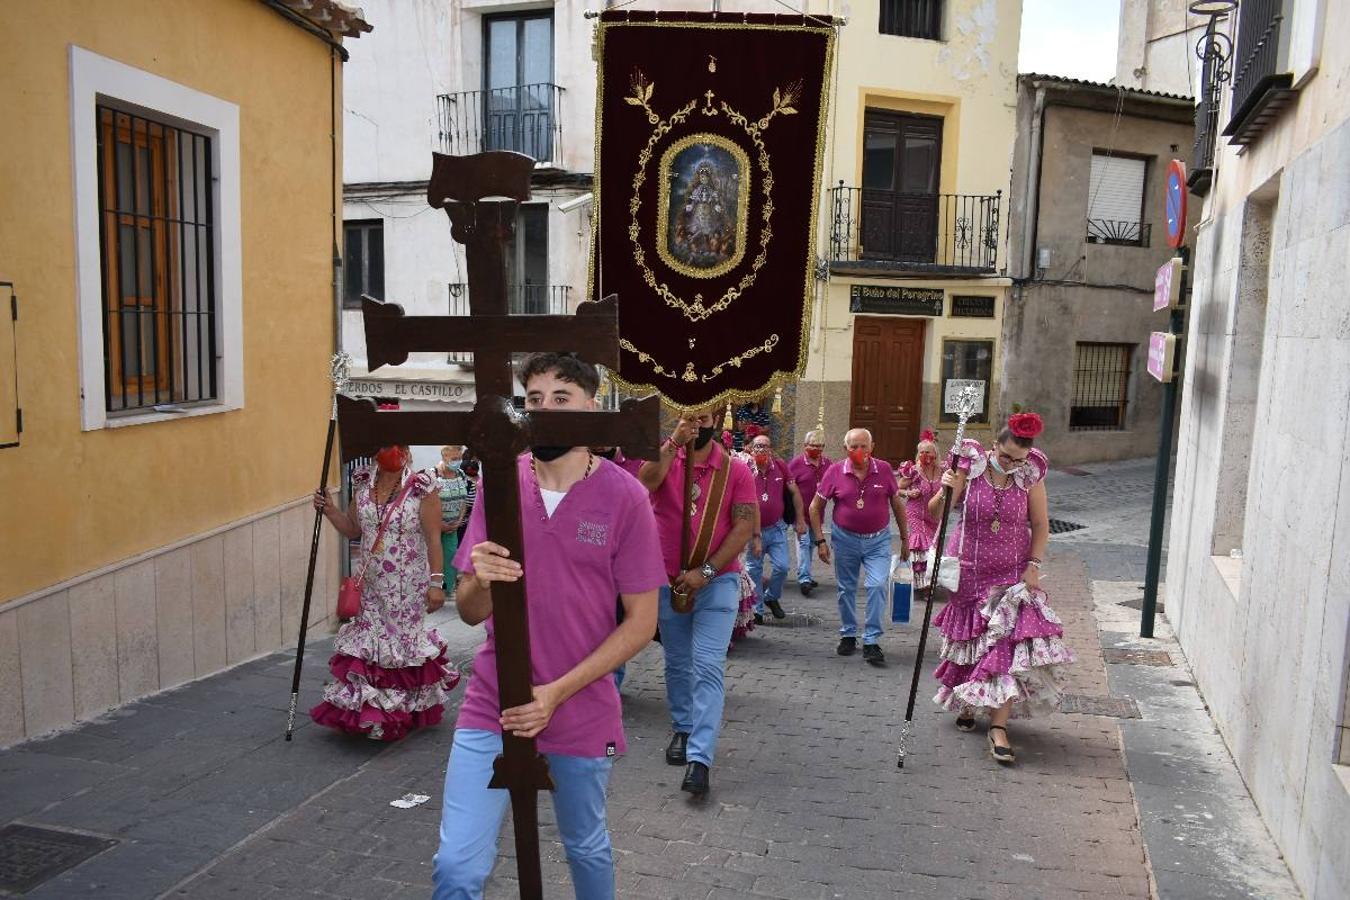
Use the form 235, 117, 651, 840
1007, 413, 1044, 439
919, 429, 936, 443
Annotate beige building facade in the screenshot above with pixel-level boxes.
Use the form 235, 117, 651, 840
1123, 1, 1350, 897
1004, 74, 1198, 466
0, 0, 367, 746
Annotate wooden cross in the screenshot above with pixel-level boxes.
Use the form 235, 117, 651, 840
336, 151, 660, 898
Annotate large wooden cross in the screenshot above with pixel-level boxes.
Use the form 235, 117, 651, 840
336, 151, 660, 898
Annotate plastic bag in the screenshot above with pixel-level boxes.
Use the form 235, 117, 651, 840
890, 554, 912, 624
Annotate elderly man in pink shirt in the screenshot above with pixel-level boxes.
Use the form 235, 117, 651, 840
809, 428, 910, 668
638, 407, 755, 796
786, 429, 832, 595
436, 353, 667, 899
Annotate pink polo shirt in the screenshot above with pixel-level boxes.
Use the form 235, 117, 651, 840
452, 455, 667, 757
787, 453, 833, 507
651, 442, 756, 580
815, 457, 899, 534
751, 458, 791, 524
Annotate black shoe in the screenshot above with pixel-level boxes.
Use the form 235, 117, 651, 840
765, 599, 786, 619
988, 725, 1015, 764
836, 636, 857, 656
862, 643, 886, 667
753, 612, 764, 625
665, 732, 688, 766
799, 579, 816, 597
681, 761, 709, 796
955, 711, 977, 732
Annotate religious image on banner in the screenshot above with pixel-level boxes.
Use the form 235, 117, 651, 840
590, 11, 836, 411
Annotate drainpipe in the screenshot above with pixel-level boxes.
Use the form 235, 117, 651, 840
1021, 84, 1047, 280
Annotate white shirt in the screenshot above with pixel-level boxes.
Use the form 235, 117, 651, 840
540, 487, 567, 518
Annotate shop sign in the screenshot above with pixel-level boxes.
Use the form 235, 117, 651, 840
1147, 332, 1176, 383
849, 285, 944, 316
951, 295, 996, 318
344, 379, 476, 404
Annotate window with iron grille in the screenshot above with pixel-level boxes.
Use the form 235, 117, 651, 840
96, 106, 216, 414
1070, 343, 1132, 431
879, 0, 943, 41
343, 220, 384, 309
1086, 153, 1149, 246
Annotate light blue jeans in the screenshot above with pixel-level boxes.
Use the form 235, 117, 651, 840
432, 728, 615, 900
796, 529, 816, 584
747, 521, 789, 613
831, 524, 891, 645
658, 573, 739, 766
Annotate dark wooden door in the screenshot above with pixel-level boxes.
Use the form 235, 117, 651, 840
850, 316, 925, 465
860, 110, 942, 263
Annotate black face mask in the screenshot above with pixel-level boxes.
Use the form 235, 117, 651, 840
693, 426, 717, 450
531, 446, 571, 462
593, 447, 619, 461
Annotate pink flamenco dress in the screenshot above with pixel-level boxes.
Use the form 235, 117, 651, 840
730, 569, 758, 646
896, 461, 943, 579
932, 441, 1074, 717
310, 468, 461, 741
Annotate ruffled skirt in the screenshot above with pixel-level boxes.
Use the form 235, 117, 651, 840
310, 626, 460, 742
932, 582, 1074, 717
730, 569, 758, 646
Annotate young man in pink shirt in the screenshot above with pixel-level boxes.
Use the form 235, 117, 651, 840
808, 428, 910, 668
786, 429, 832, 596
436, 353, 666, 900
638, 408, 755, 796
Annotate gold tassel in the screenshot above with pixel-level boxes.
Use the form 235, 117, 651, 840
723, 402, 733, 431
772, 386, 783, 414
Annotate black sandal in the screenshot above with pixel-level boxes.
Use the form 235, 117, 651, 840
955, 710, 976, 732
987, 725, 1015, 764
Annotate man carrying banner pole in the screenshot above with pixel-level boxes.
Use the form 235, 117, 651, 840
639, 409, 755, 796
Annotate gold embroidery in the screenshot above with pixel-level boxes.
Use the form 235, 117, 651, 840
588, 20, 838, 414
656, 133, 751, 280
619, 335, 781, 384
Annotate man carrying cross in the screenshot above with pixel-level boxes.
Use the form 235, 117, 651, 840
639, 408, 756, 796
433, 352, 667, 899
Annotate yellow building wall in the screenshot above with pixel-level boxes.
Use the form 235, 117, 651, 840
0, 0, 340, 604
797, 0, 1021, 451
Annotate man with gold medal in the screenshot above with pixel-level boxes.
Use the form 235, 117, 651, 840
809, 428, 910, 668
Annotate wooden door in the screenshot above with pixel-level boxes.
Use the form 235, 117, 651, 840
849, 316, 925, 465
860, 110, 942, 263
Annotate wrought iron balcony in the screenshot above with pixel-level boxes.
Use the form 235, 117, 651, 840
1189, 4, 1234, 196
446, 283, 572, 365
1085, 219, 1152, 247
1222, 0, 1297, 145
828, 185, 1001, 274
436, 83, 563, 163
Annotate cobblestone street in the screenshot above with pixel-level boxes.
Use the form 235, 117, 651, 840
0, 459, 1297, 899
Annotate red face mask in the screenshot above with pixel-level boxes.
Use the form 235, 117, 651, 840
848, 448, 870, 466
375, 447, 406, 472
804, 447, 822, 460
752, 449, 770, 465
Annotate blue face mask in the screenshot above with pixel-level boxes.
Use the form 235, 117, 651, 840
988, 453, 1007, 475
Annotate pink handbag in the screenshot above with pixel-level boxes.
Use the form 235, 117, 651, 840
338, 479, 415, 619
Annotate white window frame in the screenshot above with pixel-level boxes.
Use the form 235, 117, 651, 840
70, 45, 243, 431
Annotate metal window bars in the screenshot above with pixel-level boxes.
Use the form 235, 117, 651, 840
436, 84, 563, 163
1189, 3, 1235, 195
1069, 343, 1133, 431
95, 106, 216, 414
446, 283, 572, 366
1085, 219, 1153, 247
829, 186, 1001, 273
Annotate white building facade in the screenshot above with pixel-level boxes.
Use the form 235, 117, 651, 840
1122, 1, 1350, 897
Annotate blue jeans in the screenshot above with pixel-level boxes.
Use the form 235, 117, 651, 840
747, 522, 789, 612
796, 529, 815, 584
831, 525, 891, 645
658, 573, 739, 766
433, 729, 615, 899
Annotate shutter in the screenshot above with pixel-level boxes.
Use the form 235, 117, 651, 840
1087, 155, 1145, 225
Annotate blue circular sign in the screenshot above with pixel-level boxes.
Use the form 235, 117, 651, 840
1165, 159, 1187, 249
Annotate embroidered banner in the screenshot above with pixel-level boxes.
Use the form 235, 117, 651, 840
590, 11, 835, 412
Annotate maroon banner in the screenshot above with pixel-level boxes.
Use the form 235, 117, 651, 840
590, 11, 836, 412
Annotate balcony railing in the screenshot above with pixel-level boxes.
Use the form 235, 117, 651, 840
829, 185, 1000, 274
1085, 219, 1152, 247
437, 84, 563, 163
1222, 0, 1296, 145
446, 283, 572, 365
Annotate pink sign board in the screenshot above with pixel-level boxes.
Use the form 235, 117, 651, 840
1148, 332, 1176, 383
1154, 257, 1182, 312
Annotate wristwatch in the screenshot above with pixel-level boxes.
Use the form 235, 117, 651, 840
699, 562, 716, 580
428, 572, 446, 590
813, 538, 826, 547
